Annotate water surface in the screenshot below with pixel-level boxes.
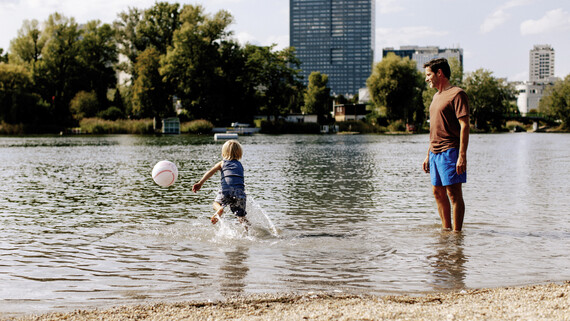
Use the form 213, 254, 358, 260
0, 133, 568, 316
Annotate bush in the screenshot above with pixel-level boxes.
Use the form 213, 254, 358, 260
181, 119, 214, 134
70, 91, 98, 119
506, 120, 527, 131
387, 119, 406, 132
0, 121, 24, 134
336, 120, 385, 133
79, 118, 153, 134
97, 107, 124, 121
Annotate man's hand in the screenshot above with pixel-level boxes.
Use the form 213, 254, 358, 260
422, 155, 430, 173
456, 154, 467, 175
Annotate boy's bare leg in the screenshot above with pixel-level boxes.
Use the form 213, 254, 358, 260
212, 202, 224, 224
238, 216, 250, 231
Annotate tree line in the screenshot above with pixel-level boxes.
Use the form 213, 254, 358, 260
0, 2, 568, 133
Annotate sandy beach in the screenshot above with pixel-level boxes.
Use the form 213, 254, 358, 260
9, 281, 569, 321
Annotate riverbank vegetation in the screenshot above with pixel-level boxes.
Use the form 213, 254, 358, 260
0, 2, 568, 135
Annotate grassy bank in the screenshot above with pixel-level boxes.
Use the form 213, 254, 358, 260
77, 118, 214, 135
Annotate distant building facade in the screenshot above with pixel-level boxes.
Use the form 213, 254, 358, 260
333, 103, 368, 122
516, 44, 557, 115
290, 0, 375, 96
529, 44, 556, 83
382, 46, 463, 71
515, 83, 546, 114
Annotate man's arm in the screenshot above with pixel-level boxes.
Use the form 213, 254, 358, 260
456, 116, 469, 175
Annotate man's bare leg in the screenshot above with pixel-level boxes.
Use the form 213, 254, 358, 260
446, 183, 465, 232
433, 185, 452, 230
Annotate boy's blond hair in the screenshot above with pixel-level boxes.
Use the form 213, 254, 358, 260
221, 140, 243, 160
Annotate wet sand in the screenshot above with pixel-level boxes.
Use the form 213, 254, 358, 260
11, 282, 569, 320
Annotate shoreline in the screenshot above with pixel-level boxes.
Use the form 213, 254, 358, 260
10, 281, 569, 321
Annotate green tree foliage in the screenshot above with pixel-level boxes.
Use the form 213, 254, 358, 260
367, 53, 424, 124
539, 75, 570, 129
114, 2, 180, 79
8, 19, 45, 68
132, 47, 170, 118
8, 13, 119, 129
114, 7, 144, 77
0, 63, 47, 127
160, 4, 233, 120
0, 49, 7, 63
303, 71, 331, 123
247, 46, 303, 119
463, 69, 516, 131
138, 2, 180, 54
33, 13, 83, 127
76, 21, 118, 111
70, 90, 98, 120
0, 3, 312, 131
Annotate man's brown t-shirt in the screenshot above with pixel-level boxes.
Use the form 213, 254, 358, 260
429, 87, 470, 154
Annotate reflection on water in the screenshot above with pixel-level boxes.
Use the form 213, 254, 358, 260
220, 246, 249, 298
0, 133, 569, 317
427, 232, 467, 291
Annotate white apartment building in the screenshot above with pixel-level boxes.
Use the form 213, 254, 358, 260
516, 45, 557, 115
382, 46, 463, 72
529, 45, 555, 84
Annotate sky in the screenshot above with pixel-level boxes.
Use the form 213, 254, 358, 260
0, 0, 569, 82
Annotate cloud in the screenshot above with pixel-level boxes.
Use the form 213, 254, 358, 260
234, 32, 289, 50
234, 31, 259, 46
520, 8, 570, 35
480, 0, 534, 33
377, 0, 404, 14
376, 26, 449, 48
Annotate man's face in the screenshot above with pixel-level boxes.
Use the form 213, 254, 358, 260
425, 67, 440, 89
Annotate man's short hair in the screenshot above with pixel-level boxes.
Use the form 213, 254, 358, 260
423, 58, 451, 79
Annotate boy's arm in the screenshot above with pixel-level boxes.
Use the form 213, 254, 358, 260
192, 161, 223, 193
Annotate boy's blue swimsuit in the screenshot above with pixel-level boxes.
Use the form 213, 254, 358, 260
215, 160, 247, 217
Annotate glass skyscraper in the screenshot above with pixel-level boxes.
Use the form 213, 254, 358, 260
290, 0, 375, 96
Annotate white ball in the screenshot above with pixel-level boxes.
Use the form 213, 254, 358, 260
152, 160, 178, 187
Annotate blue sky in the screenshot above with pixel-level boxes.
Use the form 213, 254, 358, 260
1, 0, 569, 82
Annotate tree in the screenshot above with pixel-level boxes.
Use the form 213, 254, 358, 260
114, 7, 144, 78
160, 4, 234, 121
114, 2, 181, 83
0, 48, 8, 63
539, 75, 570, 129
138, 2, 180, 54
76, 20, 118, 111
247, 46, 303, 119
132, 47, 170, 118
8, 19, 45, 68
69, 90, 98, 119
0, 63, 47, 127
367, 53, 424, 124
34, 13, 83, 127
303, 71, 331, 123
463, 69, 516, 131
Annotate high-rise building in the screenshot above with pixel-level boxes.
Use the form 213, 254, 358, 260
516, 44, 557, 115
290, 0, 375, 96
382, 46, 463, 72
529, 44, 555, 83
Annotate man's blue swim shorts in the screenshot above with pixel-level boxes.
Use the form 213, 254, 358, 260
429, 148, 467, 186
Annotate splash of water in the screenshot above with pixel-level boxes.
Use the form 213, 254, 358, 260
210, 195, 279, 242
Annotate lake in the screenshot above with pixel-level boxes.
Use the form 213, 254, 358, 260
0, 133, 569, 316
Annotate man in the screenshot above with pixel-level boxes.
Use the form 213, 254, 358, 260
422, 58, 470, 232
